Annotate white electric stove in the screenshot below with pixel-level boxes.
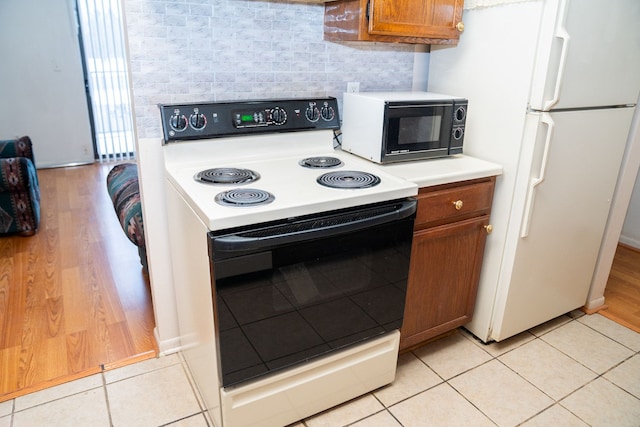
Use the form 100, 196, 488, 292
161, 98, 418, 427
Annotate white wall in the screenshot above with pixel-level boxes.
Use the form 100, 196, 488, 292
620, 171, 640, 248
0, 0, 94, 167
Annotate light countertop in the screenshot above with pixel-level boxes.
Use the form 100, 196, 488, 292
376, 154, 503, 187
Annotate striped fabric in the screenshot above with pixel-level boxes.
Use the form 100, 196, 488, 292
106, 163, 145, 248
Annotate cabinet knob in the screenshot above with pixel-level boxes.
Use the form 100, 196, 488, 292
484, 224, 493, 234
453, 200, 463, 210
456, 22, 465, 32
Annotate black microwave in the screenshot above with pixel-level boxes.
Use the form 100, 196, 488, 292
341, 92, 467, 164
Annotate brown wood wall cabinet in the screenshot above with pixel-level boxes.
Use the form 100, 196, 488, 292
400, 177, 496, 351
324, 0, 464, 44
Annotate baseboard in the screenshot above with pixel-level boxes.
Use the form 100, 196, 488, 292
619, 235, 640, 250
154, 328, 182, 356
582, 301, 607, 314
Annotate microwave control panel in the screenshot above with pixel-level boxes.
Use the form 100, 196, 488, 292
450, 99, 468, 154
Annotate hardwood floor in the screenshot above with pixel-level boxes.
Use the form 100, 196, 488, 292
0, 163, 156, 402
600, 244, 640, 333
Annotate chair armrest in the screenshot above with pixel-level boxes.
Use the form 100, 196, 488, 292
0, 157, 37, 192
106, 163, 145, 248
0, 136, 36, 164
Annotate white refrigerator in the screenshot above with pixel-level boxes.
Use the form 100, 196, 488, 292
427, 0, 640, 342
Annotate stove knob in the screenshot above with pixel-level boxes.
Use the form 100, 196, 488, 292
320, 105, 335, 121
170, 114, 188, 131
305, 106, 320, 122
270, 107, 287, 125
189, 113, 207, 130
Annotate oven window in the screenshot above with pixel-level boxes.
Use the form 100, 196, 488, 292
211, 211, 414, 387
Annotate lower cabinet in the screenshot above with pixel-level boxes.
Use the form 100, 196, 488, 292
400, 177, 495, 351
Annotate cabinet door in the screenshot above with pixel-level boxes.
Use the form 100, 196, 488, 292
369, 0, 464, 39
400, 215, 488, 350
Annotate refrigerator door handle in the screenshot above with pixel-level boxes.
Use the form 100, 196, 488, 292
543, 0, 570, 111
521, 113, 554, 238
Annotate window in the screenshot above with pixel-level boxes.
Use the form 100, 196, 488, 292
77, 0, 135, 161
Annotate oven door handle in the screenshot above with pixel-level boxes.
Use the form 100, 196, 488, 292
212, 199, 416, 254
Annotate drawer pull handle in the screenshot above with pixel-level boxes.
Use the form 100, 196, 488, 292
453, 200, 463, 210
484, 224, 493, 234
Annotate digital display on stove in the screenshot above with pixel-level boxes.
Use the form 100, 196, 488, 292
233, 111, 267, 128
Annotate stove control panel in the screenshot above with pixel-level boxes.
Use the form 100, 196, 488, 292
160, 97, 340, 142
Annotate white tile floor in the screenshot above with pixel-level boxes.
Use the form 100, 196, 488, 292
1, 311, 639, 427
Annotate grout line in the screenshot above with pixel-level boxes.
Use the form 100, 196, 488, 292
554, 376, 605, 425
1, 399, 15, 427
102, 353, 182, 386
177, 354, 207, 413
446, 382, 495, 426
101, 372, 115, 427
10, 378, 104, 414
342, 407, 392, 426
576, 314, 640, 352
157, 412, 208, 427
386, 408, 404, 427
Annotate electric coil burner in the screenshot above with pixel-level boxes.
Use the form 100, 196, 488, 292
196, 167, 260, 185
317, 170, 381, 189
299, 156, 343, 169
214, 188, 275, 207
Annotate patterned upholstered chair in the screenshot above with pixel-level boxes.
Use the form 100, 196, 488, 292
0, 136, 40, 236
106, 163, 147, 272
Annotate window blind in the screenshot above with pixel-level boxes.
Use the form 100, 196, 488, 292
77, 0, 135, 161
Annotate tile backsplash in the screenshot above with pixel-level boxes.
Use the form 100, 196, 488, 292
124, 0, 417, 138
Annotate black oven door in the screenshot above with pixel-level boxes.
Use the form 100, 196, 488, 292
382, 102, 454, 162
209, 199, 416, 388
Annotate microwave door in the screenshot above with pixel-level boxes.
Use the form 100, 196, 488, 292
383, 103, 452, 162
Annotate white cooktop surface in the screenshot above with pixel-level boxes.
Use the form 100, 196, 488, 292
164, 131, 418, 231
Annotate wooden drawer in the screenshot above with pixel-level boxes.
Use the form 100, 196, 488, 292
415, 178, 495, 228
